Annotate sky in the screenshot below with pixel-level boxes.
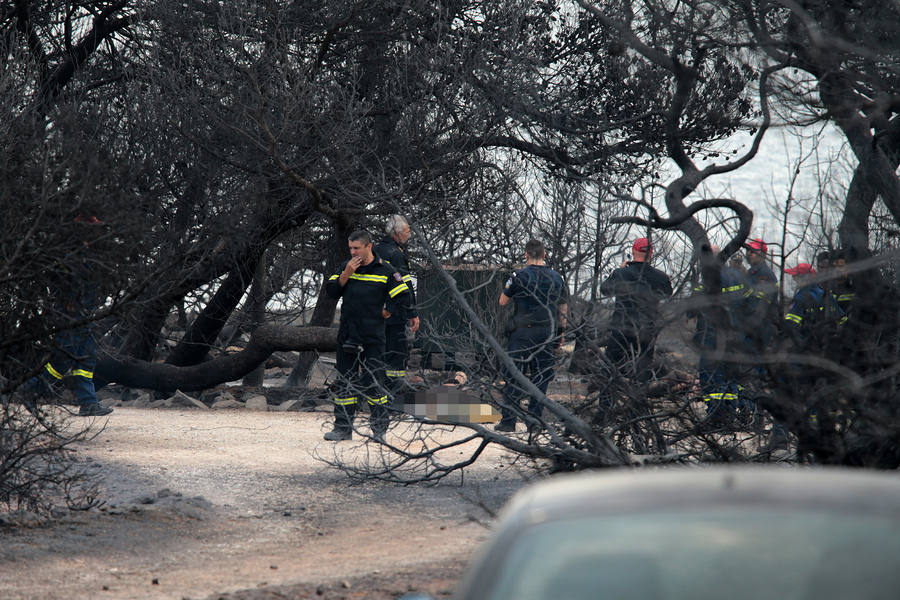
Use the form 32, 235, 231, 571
694, 123, 852, 240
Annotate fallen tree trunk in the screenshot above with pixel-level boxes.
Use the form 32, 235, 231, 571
96, 325, 337, 393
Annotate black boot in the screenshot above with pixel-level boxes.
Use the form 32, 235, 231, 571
325, 403, 356, 441
369, 402, 390, 443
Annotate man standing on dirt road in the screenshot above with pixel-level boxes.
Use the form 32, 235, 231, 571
324, 230, 413, 442
19, 215, 113, 418
495, 239, 568, 433
372, 215, 420, 399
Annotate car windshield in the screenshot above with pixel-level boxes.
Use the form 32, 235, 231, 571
484, 508, 900, 600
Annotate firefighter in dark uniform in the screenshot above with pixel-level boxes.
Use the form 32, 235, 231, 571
783, 263, 845, 347
687, 246, 753, 424
372, 215, 420, 398
743, 238, 780, 350
830, 251, 856, 314
19, 215, 113, 417
780, 262, 845, 445
495, 239, 568, 432
600, 237, 673, 381
323, 230, 413, 441
742, 238, 789, 449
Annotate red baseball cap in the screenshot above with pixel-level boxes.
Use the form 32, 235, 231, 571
744, 238, 768, 253
785, 263, 815, 276
632, 237, 652, 254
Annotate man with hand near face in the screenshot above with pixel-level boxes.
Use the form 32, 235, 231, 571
601, 237, 673, 381
324, 230, 413, 442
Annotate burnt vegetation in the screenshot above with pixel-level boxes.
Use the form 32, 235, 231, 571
3, 0, 900, 509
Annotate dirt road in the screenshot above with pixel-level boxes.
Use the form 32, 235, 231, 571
0, 406, 533, 600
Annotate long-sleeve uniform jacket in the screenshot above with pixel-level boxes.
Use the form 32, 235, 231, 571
325, 254, 413, 347
783, 284, 845, 349
372, 236, 418, 325
601, 261, 673, 336
689, 265, 753, 352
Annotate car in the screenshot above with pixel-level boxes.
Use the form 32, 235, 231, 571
409, 466, 900, 600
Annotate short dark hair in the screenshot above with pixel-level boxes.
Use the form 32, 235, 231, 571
524, 239, 545, 259
348, 230, 372, 245
817, 251, 831, 265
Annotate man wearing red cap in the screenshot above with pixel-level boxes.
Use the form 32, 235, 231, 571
600, 237, 673, 381
742, 238, 779, 353
687, 244, 754, 428
783, 263, 844, 344
744, 239, 775, 285
741, 238, 788, 449
778, 262, 845, 446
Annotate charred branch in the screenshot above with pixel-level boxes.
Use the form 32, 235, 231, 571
98, 325, 337, 393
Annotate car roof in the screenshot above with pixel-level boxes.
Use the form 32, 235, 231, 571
453, 467, 900, 600
499, 466, 900, 525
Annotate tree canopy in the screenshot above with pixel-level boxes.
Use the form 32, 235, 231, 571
3, 0, 900, 498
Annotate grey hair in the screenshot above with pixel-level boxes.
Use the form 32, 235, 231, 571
385, 214, 409, 236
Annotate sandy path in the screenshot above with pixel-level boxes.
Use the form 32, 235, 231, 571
0, 406, 531, 600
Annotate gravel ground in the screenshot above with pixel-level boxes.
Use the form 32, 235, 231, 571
0, 404, 534, 600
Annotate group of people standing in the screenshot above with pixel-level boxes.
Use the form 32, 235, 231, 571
689, 239, 855, 444
590, 234, 860, 448
326, 228, 572, 439
322, 217, 419, 442
327, 224, 861, 444
14, 210, 861, 448
18, 211, 860, 450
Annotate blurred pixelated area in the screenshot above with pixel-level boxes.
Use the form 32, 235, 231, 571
398, 385, 501, 424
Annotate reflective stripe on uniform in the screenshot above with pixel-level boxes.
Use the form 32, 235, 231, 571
349, 273, 389, 284
366, 395, 389, 405
72, 368, 94, 379
388, 283, 409, 298
385, 370, 406, 378
785, 313, 802, 325
45, 363, 65, 380
334, 396, 358, 406
702, 392, 739, 402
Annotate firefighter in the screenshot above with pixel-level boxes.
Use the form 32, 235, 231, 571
323, 230, 413, 442
600, 237, 673, 381
19, 215, 113, 417
372, 215, 420, 399
830, 251, 856, 314
779, 262, 846, 447
494, 239, 568, 432
687, 245, 753, 427
742, 238, 790, 450
782, 263, 845, 349
742, 238, 780, 356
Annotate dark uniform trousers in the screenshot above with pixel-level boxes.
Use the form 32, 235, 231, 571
605, 330, 656, 383
383, 321, 409, 396
498, 326, 556, 427
21, 327, 99, 407
333, 341, 389, 434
